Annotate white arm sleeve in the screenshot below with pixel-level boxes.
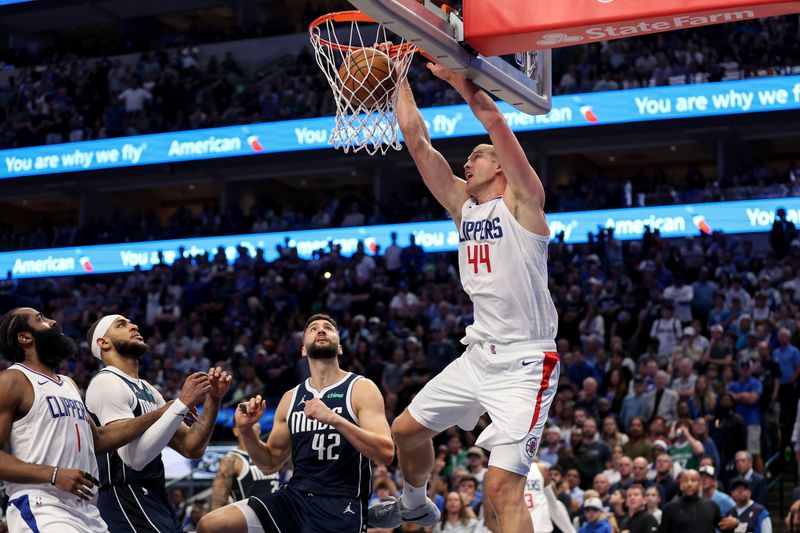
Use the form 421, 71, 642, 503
545, 485, 576, 533
115, 399, 189, 470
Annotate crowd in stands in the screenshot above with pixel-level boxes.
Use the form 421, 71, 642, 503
0, 186, 446, 252
1, 205, 800, 530
1, 160, 797, 252
0, 14, 797, 150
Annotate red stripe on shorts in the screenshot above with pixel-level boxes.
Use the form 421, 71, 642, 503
528, 351, 559, 433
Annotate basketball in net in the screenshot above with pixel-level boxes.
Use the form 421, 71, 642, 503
309, 11, 418, 155
338, 48, 395, 108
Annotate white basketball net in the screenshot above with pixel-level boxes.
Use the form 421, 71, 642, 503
310, 14, 417, 155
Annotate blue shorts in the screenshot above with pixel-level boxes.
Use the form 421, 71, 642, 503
97, 484, 181, 532
247, 485, 367, 533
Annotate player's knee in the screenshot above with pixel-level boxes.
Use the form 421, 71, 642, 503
196, 515, 213, 533
484, 471, 525, 507
391, 412, 424, 447
196, 510, 227, 533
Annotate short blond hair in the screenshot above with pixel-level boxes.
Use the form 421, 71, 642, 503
473, 143, 496, 159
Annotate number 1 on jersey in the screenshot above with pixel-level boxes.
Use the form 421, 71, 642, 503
467, 244, 492, 274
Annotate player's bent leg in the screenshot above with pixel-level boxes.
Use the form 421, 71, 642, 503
483, 465, 533, 533
368, 410, 441, 528
197, 501, 257, 533
391, 409, 438, 487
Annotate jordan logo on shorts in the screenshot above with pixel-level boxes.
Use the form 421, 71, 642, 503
344, 502, 355, 515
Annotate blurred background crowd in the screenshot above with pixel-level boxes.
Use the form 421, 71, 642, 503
1, 210, 799, 531
0, 1, 798, 531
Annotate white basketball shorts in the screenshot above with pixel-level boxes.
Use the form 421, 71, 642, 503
6, 489, 108, 533
408, 340, 560, 476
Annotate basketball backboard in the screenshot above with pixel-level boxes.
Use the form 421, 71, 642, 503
347, 0, 552, 116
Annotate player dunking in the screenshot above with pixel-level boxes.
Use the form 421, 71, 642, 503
198, 314, 394, 533
210, 422, 282, 510
85, 314, 231, 532
369, 62, 560, 532
0, 307, 172, 532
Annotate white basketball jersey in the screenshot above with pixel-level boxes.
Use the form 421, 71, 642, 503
4, 364, 99, 499
524, 464, 552, 533
457, 197, 558, 344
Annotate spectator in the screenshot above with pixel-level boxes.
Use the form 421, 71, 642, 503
644, 485, 662, 524
578, 497, 612, 533
691, 419, 721, 471
539, 426, 563, 467
457, 475, 482, 513
719, 478, 771, 533
620, 378, 648, 430
118, 79, 152, 114
727, 357, 763, 473
712, 395, 748, 474
668, 420, 703, 470
432, 492, 478, 533
658, 470, 720, 533
662, 274, 693, 323
643, 371, 679, 425
650, 302, 682, 360
731, 452, 768, 507
566, 468, 585, 508
699, 465, 735, 515
689, 375, 718, 420
576, 419, 613, 490
670, 357, 697, 401
774, 327, 800, 448
619, 484, 659, 533
623, 417, 652, 460
465, 447, 487, 491
593, 473, 612, 508
601, 417, 629, 449
770, 207, 798, 258
652, 453, 679, 507
680, 326, 709, 365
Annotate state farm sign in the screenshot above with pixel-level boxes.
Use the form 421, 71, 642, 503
465, 0, 800, 55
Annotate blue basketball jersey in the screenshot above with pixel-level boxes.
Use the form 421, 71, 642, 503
286, 372, 371, 502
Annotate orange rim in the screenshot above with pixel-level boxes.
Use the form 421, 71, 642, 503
309, 10, 419, 57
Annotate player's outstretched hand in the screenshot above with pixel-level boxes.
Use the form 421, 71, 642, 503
178, 372, 212, 407
207, 366, 232, 399
236, 395, 266, 429
426, 61, 467, 89
54, 468, 99, 500
304, 397, 339, 426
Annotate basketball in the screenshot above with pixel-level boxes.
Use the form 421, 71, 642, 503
338, 48, 394, 108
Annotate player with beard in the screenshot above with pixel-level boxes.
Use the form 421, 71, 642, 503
197, 313, 394, 533
0, 307, 177, 532
85, 314, 232, 532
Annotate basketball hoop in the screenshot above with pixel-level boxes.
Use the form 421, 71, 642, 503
309, 11, 419, 155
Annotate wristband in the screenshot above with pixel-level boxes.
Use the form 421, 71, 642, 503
50, 467, 58, 486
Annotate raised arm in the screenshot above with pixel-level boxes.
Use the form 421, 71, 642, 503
427, 62, 548, 235
170, 367, 231, 459
396, 79, 468, 220
237, 393, 292, 474
304, 378, 394, 465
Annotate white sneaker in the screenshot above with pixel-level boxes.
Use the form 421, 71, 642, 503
367, 496, 441, 528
